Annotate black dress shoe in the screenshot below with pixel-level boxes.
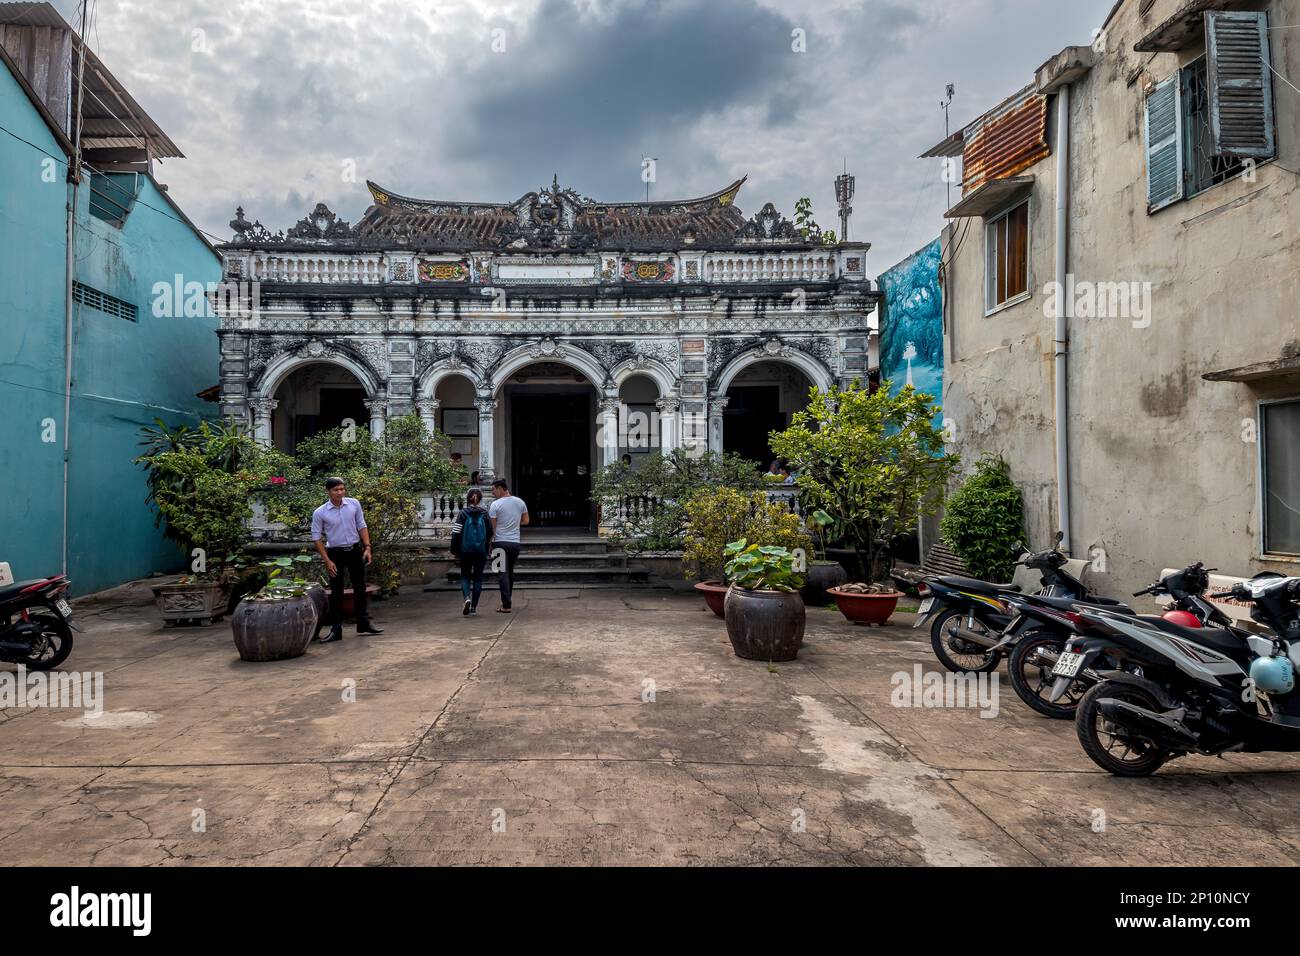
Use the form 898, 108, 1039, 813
319, 630, 343, 644
357, 622, 384, 635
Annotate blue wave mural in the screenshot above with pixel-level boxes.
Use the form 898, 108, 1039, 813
879, 237, 943, 425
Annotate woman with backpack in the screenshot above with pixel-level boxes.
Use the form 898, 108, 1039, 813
450, 488, 493, 616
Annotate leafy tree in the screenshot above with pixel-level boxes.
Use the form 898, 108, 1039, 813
591, 449, 765, 553
769, 381, 957, 582
268, 413, 462, 594
940, 454, 1025, 581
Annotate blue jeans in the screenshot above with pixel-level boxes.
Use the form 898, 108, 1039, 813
459, 553, 487, 607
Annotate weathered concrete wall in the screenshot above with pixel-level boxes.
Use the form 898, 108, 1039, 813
941, 0, 1300, 597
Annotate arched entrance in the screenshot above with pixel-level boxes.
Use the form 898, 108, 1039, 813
617, 373, 661, 463
270, 362, 369, 453
500, 361, 600, 527
722, 360, 817, 467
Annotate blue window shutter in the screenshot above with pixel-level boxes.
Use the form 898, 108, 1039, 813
1144, 75, 1183, 213
1206, 10, 1275, 159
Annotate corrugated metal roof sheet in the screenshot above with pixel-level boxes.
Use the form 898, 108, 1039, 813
962, 90, 1050, 194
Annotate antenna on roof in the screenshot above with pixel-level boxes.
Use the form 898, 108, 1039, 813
941, 84, 956, 209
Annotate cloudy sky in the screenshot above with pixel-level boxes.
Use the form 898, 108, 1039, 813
59, 0, 1115, 272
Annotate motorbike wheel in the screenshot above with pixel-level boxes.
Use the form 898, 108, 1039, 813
1075, 681, 1168, 777
1008, 630, 1087, 720
929, 608, 1001, 674
22, 613, 73, 671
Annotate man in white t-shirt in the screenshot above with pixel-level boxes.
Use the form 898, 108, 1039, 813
487, 479, 529, 613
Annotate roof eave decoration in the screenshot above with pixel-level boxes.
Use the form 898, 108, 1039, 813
365, 174, 747, 216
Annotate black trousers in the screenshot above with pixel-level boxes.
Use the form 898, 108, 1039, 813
494, 542, 520, 608
459, 552, 487, 606
326, 543, 369, 629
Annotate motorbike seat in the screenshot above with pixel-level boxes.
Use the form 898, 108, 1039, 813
1023, 594, 1134, 615
933, 575, 1018, 595
0, 579, 49, 604
1137, 615, 1247, 657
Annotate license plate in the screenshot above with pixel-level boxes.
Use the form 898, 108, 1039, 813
1053, 652, 1084, 678
918, 598, 934, 615
54, 598, 72, 618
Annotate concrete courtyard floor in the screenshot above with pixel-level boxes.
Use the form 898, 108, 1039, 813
6, 580, 1300, 867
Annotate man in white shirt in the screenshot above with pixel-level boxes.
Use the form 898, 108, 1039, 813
487, 479, 529, 613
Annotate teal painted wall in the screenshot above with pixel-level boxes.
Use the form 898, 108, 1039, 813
0, 61, 221, 595
0, 63, 69, 587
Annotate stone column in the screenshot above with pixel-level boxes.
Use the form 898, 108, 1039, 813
598, 396, 621, 468
415, 398, 440, 437
707, 396, 729, 455
250, 398, 278, 447
475, 396, 497, 483
365, 398, 388, 440
656, 396, 681, 454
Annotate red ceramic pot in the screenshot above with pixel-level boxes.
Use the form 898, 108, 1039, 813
827, 588, 901, 626
339, 584, 380, 619
693, 581, 728, 618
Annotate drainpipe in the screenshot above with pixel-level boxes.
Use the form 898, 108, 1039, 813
1053, 83, 1072, 554
63, 3, 90, 579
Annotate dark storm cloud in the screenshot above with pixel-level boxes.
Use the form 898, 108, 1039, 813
78, 0, 1120, 272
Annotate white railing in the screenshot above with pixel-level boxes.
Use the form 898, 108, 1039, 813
763, 487, 804, 517
247, 252, 387, 284
703, 252, 833, 283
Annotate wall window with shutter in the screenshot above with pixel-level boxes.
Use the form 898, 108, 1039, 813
1261, 399, 1300, 556
984, 199, 1030, 313
1144, 10, 1275, 214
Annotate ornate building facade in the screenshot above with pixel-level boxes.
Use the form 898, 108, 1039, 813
214, 175, 880, 525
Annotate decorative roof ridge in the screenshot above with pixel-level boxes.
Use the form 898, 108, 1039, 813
365, 175, 747, 214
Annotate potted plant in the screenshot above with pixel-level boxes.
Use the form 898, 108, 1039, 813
801, 508, 848, 605
230, 555, 319, 662
683, 487, 757, 617
682, 488, 810, 617
721, 540, 807, 661
770, 381, 957, 584
137, 420, 296, 626
827, 581, 903, 626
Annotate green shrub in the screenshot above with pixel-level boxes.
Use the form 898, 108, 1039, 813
723, 540, 805, 592
939, 454, 1025, 581
591, 449, 765, 552
681, 488, 811, 582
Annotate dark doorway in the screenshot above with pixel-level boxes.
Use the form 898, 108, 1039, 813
291, 387, 367, 452
510, 391, 593, 527
723, 386, 785, 468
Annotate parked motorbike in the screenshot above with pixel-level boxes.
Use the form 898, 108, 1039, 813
916, 533, 1112, 674
1003, 563, 1219, 719
0, 574, 77, 670
1059, 574, 1300, 776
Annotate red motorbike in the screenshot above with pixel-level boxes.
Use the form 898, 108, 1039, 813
0, 574, 76, 670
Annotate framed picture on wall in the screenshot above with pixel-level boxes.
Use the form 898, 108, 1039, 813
442, 407, 478, 437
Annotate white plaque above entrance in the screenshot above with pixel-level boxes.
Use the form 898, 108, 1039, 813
493, 257, 599, 285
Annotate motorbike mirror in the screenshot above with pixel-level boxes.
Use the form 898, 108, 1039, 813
1011, 540, 1024, 553
1053, 530, 1065, 545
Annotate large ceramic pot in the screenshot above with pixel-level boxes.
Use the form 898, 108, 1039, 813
230, 594, 317, 662
723, 586, 806, 662
802, 561, 849, 606
152, 581, 231, 627
827, 587, 902, 626
693, 581, 728, 618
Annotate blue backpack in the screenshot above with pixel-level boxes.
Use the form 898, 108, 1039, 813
461, 511, 488, 555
